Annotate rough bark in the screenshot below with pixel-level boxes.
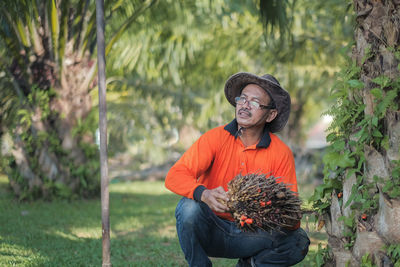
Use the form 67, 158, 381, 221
6, 41, 99, 199
326, 0, 400, 266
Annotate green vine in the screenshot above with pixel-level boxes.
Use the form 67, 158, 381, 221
338, 212, 356, 249
309, 58, 363, 215
309, 46, 400, 261
314, 243, 332, 267
385, 244, 400, 267
381, 160, 400, 199
360, 253, 377, 267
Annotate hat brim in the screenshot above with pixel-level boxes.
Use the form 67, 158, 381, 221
224, 72, 291, 133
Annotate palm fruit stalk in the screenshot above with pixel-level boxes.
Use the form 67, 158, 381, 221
226, 173, 302, 232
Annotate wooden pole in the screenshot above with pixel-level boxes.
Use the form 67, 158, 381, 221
95, 0, 111, 266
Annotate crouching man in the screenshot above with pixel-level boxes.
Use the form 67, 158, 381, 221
165, 72, 310, 267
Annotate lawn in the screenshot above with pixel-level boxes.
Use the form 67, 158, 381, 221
0, 174, 326, 266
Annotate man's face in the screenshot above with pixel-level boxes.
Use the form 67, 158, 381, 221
235, 84, 277, 129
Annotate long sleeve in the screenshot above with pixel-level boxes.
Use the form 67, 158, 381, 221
165, 128, 220, 199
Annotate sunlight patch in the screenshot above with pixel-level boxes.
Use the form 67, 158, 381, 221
156, 225, 176, 238
71, 228, 102, 239
110, 181, 170, 195
0, 240, 47, 266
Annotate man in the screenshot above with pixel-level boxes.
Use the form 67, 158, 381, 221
165, 72, 310, 267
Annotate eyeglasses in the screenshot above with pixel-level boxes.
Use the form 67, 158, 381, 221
234, 96, 275, 110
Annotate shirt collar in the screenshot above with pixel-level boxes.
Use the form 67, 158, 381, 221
224, 119, 271, 148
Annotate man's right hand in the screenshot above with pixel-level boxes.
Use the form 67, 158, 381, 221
200, 186, 229, 213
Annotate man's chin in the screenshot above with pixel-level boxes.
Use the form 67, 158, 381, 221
236, 119, 252, 128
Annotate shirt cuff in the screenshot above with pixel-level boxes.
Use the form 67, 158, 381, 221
193, 185, 207, 201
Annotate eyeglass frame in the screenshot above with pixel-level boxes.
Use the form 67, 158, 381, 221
234, 96, 276, 110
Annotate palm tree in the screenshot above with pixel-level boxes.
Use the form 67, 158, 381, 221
311, 1, 400, 265
0, 0, 155, 199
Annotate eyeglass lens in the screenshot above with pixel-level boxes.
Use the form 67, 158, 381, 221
235, 96, 261, 109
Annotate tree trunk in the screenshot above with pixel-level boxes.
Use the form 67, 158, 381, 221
1, 0, 155, 200
6, 47, 100, 200
325, 0, 400, 265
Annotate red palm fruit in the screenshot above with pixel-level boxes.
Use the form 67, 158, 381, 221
245, 218, 253, 225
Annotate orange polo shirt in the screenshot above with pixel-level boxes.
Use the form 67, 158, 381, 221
165, 119, 297, 221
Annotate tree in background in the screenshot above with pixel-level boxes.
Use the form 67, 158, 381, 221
0, 0, 352, 200
104, 0, 352, 170
0, 0, 155, 199
311, 1, 400, 265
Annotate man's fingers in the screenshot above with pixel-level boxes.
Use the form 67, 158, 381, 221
201, 189, 229, 212
214, 186, 226, 194
211, 200, 228, 213
214, 186, 229, 201
210, 194, 228, 212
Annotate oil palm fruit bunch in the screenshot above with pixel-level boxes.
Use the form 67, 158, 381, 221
226, 173, 302, 232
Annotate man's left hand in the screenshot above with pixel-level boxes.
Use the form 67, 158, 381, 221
200, 186, 229, 213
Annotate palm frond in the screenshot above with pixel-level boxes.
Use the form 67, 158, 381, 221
259, 0, 293, 42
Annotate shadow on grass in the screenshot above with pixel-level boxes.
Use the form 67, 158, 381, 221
0, 178, 326, 266
0, 186, 186, 266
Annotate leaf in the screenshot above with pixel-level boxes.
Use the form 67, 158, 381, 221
27, 8, 45, 55
324, 151, 355, 169
319, 202, 331, 210
326, 132, 337, 143
381, 136, 389, 150
372, 129, 383, 138
326, 177, 342, 190
389, 188, 400, 198
347, 79, 364, 89
392, 161, 400, 178
55, 182, 73, 198
372, 76, 390, 87
376, 89, 398, 117
79, 176, 88, 188
332, 140, 345, 151
105, 0, 156, 56
310, 184, 325, 200
346, 168, 357, 179
16, 19, 29, 47
370, 88, 383, 99
345, 185, 358, 208
372, 116, 378, 127
338, 215, 354, 228
382, 180, 394, 193
58, 0, 70, 68
49, 0, 60, 54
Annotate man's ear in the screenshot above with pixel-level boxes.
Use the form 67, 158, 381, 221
266, 110, 278, 123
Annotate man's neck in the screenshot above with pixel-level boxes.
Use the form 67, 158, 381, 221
238, 125, 265, 147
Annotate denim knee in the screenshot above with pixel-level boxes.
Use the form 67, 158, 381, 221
288, 228, 310, 265
175, 198, 207, 229
252, 228, 310, 266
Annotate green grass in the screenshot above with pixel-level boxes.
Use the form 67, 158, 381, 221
0, 174, 326, 266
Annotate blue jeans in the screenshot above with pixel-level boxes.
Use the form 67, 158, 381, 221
175, 198, 310, 267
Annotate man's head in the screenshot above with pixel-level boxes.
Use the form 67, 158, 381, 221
224, 72, 291, 132
235, 84, 278, 130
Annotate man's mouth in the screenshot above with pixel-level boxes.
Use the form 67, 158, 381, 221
238, 108, 251, 117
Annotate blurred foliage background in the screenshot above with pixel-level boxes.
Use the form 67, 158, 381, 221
102, 0, 353, 168
0, 0, 353, 199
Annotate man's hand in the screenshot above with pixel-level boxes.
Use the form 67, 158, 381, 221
201, 186, 229, 213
